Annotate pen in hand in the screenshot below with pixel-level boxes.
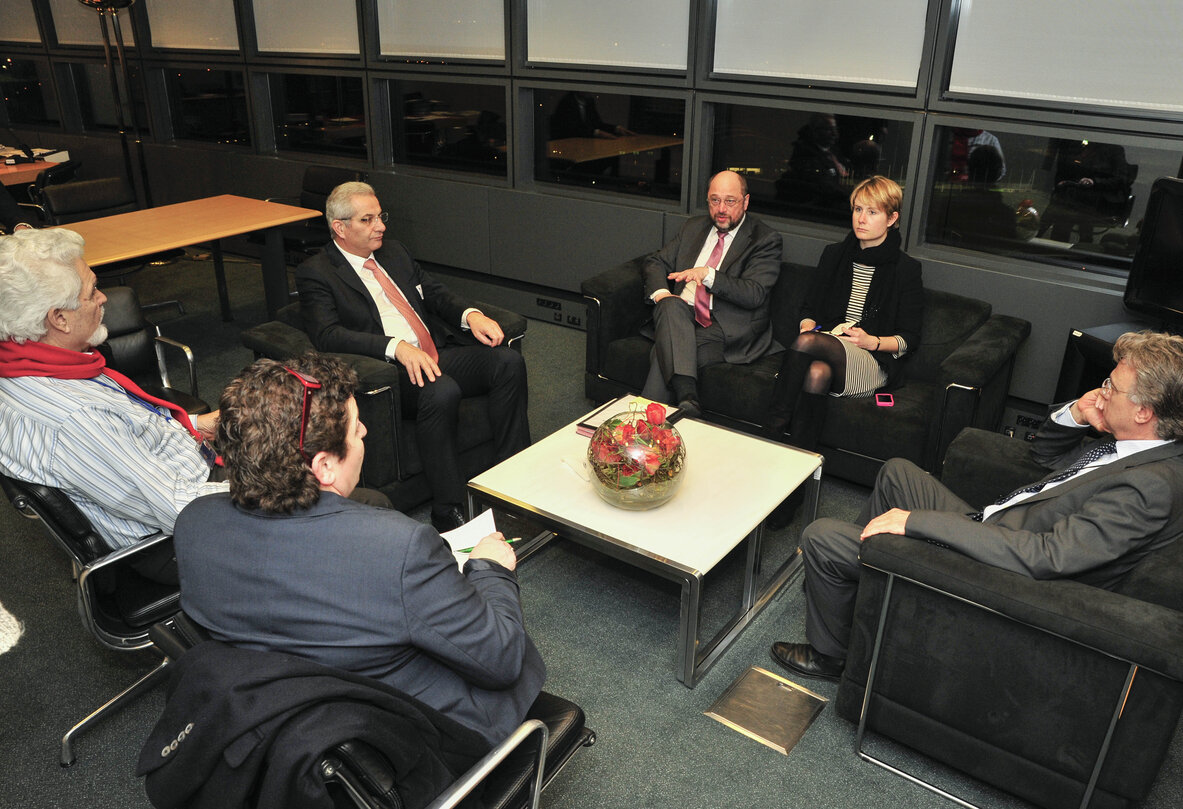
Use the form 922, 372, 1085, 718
457, 537, 522, 554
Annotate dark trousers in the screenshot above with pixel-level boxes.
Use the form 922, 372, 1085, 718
641, 296, 726, 401
399, 344, 530, 507
802, 458, 972, 658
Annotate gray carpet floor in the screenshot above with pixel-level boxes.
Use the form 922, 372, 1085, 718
0, 253, 1179, 808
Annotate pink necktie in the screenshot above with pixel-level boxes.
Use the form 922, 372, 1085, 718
695, 230, 726, 328
364, 258, 439, 362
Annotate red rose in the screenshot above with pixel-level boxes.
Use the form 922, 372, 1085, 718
645, 402, 666, 425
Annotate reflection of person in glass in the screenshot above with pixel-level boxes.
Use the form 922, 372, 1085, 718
942, 146, 1018, 245
946, 128, 1006, 183
549, 92, 633, 140
763, 176, 923, 452
1040, 139, 1136, 244
777, 113, 850, 210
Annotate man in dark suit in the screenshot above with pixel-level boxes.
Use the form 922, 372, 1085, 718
295, 181, 529, 532
641, 170, 783, 416
771, 330, 1183, 680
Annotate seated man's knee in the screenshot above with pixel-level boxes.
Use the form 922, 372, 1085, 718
418, 374, 462, 415
490, 345, 527, 384
878, 456, 923, 488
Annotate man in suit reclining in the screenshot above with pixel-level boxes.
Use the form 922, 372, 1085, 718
771, 329, 1183, 680
295, 181, 530, 533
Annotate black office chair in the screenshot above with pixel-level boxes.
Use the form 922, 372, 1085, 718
148, 611, 594, 809
254, 165, 365, 264
15, 159, 82, 226
96, 286, 212, 416
0, 472, 181, 766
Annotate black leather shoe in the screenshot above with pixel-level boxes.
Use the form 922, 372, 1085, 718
431, 505, 467, 533
676, 398, 702, 420
770, 641, 844, 681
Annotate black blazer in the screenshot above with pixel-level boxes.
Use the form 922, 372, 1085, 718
800, 234, 924, 388
295, 240, 475, 361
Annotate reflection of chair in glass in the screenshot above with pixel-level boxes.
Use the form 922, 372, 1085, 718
1039, 140, 1138, 243
21, 159, 82, 224
940, 147, 1018, 247
0, 473, 179, 767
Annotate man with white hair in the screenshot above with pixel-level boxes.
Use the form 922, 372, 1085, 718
0, 228, 225, 581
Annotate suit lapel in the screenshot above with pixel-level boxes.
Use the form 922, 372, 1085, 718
324, 242, 386, 329
717, 220, 753, 277
677, 219, 714, 273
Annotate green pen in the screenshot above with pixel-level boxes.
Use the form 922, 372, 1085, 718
457, 537, 522, 554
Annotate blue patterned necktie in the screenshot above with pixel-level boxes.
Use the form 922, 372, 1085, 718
970, 440, 1117, 521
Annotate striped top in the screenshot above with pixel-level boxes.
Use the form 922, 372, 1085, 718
0, 374, 226, 549
844, 262, 909, 356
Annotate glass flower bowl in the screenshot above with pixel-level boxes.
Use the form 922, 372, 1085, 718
586, 402, 686, 510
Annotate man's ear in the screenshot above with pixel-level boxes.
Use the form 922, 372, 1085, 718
329, 219, 346, 240
309, 450, 336, 488
44, 308, 70, 336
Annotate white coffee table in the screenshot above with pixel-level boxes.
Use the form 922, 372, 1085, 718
467, 403, 823, 687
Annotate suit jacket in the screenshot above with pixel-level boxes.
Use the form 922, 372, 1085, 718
642, 214, 784, 364
800, 233, 924, 387
295, 240, 474, 361
907, 420, 1183, 590
174, 492, 546, 746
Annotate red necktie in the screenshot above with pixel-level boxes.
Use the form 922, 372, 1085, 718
695, 230, 727, 328
364, 258, 439, 362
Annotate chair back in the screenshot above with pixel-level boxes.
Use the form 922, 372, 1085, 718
28, 159, 82, 206
98, 286, 159, 380
300, 165, 365, 216
41, 176, 138, 225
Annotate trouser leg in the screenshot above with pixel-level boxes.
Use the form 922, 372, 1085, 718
857, 457, 973, 525
801, 518, 864, 659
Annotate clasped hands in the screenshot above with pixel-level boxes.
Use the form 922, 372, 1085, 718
395, 311, 504, 387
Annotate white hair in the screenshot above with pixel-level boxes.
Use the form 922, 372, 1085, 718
324, 181, 377, 226
0, 228, 87, 344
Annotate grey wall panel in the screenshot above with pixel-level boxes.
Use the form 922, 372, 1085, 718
487, 190, 666, 291
382, 175, 492, 272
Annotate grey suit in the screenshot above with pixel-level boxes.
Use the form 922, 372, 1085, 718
803, 417, 1183, 658
640, 214, 783, 398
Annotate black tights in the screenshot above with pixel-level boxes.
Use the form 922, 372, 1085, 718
764, 331, 846, 445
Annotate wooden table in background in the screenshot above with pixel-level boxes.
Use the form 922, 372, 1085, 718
0, 160, 53, 187
63, 194, 319, 321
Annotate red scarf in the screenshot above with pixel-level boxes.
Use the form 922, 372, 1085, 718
0, 339, 202, 442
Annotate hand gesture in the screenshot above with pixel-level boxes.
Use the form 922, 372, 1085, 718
1071, 387, 1109, 434
394, 340, 441, 387
468, 531, 517, 571
860, 508, 911, 540
668, 266, 710, 285
838, 325, 873, 350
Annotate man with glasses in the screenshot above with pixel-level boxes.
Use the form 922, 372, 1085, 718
770, 330, 1183, 681
0, 228, 226, 583
295, 182, 529, 532
641, 170, 784, 417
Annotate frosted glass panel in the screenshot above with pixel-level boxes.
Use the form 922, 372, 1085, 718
49, 0, 136, 47
253, 0, 358, 54
713, 0, 926, 88
146, 0, 239, 51
378, 0, 504, 60
0, 0, 40, 43
949, 0, 1183, 113
526, 0, 689, 70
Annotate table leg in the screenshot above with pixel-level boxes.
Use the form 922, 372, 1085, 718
260, 226, 289, 320
211, 239, 232, 322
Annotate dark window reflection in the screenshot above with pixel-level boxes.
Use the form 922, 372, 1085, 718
1, 58, 57, 126
534, 89, 684, 200
393, 80, 505, 177
710, 104, 911, 226
270, 73, 366, 159
926, 127, 1165, 271
69, 61, 148, 134
166, 68, 249, 147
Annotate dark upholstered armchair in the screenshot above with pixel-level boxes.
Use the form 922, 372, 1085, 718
833, 428, 1183, 809
240, 302, 528, 512
582, 255, 1032, 486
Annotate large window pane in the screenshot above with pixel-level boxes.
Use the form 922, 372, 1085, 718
710, 104, 912, 226
252, 0, 357, 54
534, 89, 684, 200
393, 80, 505, 176
49, 0, 135, 47
925, 126, 1183, 272
166, 68, 249, 146
270, 73, 366, 159
378, 0, 504, 60
0, 0, 40, 43
713, 0, 927, 89
526, 0, 689, 70
68, 61, 147, 134
2, 58, 57, 126
146, 0, 239, 51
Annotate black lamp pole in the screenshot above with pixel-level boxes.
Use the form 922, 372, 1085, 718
77, 0, 152, 207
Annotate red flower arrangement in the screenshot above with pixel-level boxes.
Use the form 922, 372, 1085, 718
587, 402, 686, 509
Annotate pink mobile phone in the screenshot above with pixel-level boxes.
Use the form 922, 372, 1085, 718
875, 393, 894, 407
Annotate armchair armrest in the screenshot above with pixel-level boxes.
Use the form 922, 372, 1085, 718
937, 313, 1031, 388
474, 301, 527, 350
581, 255, 650, 376
154, 335, 199, 398
240, 319, 316, 360
859, 533, 1183, 680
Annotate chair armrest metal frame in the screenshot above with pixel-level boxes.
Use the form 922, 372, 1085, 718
426, 719, 548, 809
153, 334, 199, 397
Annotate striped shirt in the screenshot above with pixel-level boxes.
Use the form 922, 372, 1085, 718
0, 374, 227, 549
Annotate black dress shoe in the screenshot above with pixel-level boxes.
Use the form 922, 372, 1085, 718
676, 398, 702, 420
431, 505, 467, 533
770, 641, 844, 681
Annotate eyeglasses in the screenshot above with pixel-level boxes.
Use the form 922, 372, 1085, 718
343, 211, 389, 226
284, 367, 322, 462
707, 196, 744, 209
1100, 377, 1134, 400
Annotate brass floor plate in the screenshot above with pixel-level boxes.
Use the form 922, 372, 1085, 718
705, 666, 828, 755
